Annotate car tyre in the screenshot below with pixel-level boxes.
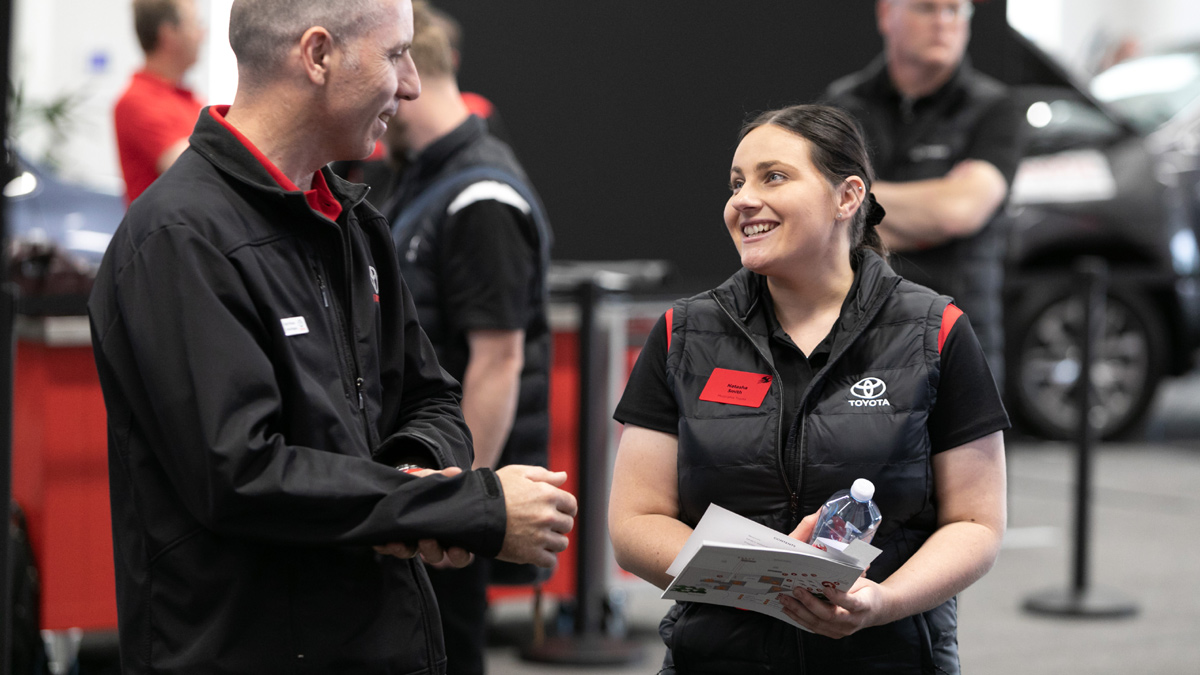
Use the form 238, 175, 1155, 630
1006, 282, 1167, 440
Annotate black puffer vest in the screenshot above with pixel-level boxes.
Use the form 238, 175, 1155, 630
391, 118, 552, 468
662, 252, 960, 674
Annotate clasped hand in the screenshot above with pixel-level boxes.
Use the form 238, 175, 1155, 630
373, 464, 579, 571
373, 467, 474, 568
778, 512, 891, 639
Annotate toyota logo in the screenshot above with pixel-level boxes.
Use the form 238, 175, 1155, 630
850, 377, 887, 399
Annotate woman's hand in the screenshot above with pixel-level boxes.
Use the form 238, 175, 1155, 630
787, 511, 820, 544
777, 576, 893, 639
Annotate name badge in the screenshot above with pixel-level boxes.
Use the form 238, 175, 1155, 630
699, 368, 773, 408
281, 316, 310, 336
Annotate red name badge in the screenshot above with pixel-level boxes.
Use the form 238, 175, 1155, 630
699, 368, 773, 407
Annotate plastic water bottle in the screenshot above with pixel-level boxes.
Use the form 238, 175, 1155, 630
807, 478, 882, 552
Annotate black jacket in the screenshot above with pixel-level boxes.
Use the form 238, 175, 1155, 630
662, 252, 959, 674
88, 107, 506, 674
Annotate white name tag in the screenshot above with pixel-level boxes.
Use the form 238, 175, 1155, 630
280, 316, 310, 336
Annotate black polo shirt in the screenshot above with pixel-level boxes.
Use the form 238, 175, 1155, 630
826, 56, 1022, 185
823, 57, 1024, 367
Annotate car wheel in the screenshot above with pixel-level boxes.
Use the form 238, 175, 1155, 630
1006, 284, 1166, 440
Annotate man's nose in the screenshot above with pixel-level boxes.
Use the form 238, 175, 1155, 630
398, 54, 421, 101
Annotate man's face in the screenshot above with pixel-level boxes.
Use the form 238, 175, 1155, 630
167, 0, 205, 69
324, 0, 421, 160
878, 0, 972, 72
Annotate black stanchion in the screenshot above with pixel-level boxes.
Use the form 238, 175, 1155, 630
520, 276, 643, 666
1024, 257, 1138, 618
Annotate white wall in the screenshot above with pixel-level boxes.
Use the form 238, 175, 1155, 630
1010, 0, 1200, 77
11, 0, 238, 192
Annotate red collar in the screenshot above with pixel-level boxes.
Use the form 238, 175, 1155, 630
209, 105, 343, 222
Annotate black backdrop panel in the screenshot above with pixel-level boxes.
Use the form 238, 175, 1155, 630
435, 0, 1010, 291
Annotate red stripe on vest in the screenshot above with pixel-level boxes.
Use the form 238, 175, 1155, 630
938, 303, 963, 354
665, 308, 673, 352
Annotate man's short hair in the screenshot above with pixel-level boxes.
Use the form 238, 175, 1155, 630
229, 0, 390, 83
410, 1, 455, 79
133, 0, 182, 54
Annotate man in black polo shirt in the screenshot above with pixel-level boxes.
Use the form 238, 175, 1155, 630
825, 0, 1023, 383
382, 3, 553, 673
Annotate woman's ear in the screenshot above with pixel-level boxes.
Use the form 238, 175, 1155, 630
837, 176, 867, 221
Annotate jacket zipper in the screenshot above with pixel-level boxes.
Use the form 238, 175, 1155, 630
710, 293, 797, 520
712, 291, 808, 673
313, 253, 370, 440
334, 222, 374, 444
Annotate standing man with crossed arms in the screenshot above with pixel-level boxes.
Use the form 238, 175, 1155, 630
825, 0, 1023, 384
89, 1, 576, 672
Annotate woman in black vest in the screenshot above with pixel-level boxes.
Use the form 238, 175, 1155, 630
609, 104, 1008, 674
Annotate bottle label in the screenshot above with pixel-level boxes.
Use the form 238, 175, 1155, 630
812, 536, 850, 552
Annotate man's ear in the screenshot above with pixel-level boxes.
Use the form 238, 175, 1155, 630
299, 27, 335, 85
156, 20, 178, 53
876, 0, 893, 38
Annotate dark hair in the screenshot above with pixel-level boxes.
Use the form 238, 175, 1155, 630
133, 0, 182, 53
738, 104, 885, 260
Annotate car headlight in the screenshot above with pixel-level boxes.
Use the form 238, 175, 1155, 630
1170, 228, 1199, 275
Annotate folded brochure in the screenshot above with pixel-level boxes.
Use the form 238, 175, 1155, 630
662, 504, 882, 630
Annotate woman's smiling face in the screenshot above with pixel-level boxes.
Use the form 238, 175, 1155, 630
724, 124, 848, 277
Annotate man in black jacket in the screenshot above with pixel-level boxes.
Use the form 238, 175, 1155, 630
382, 4, 553, 673
87, 1, 576, 673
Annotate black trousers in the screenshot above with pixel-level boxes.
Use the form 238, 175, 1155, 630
427, 558, 491, 675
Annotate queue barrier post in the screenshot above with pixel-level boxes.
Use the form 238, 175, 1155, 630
1023, 257, 1138, 618
520, 262, 668, 666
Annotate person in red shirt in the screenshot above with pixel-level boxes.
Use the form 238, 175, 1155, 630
113, 0, 205, 204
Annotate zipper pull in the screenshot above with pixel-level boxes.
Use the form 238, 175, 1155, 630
318, 273, 330, 308
356, 377, 365, 410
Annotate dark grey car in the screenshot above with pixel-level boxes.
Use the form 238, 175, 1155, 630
1004, 44, 1200, 439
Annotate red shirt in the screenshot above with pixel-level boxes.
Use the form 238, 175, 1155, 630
209, 105, 343, 222
113, 70, 204, 204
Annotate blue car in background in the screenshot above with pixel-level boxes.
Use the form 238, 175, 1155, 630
5, 149, 125, 315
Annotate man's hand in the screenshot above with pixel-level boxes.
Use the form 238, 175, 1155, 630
374, 467, 474, 567
495, 465, 578, 568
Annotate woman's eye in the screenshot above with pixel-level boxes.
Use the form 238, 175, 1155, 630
729, 180, 743, 193
766, 172, 785, 182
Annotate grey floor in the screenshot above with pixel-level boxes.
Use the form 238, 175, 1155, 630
483, 373, 1200, 675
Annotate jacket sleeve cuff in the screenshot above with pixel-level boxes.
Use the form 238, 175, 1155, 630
374, 431, 451, 470
471, 468, 507, 558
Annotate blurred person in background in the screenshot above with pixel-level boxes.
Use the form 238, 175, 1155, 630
384, 3, 553, 673
609, 104, 1007, 674
89, 0, 575, 672
424, 3, 511, 144
824, 0, 1023, 385
113, 0, 205, 204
